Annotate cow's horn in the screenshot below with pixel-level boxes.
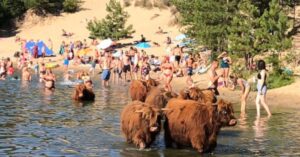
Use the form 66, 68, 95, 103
135, 109, 144, 113
161, 108, 170, 111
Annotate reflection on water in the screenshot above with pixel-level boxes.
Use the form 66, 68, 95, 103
0, 76, 300, 156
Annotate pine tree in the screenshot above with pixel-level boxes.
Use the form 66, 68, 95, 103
255, 0, 292, 73
172, 0, 239, 52
255, 0, 292, 53
228, 0, 259, 69
87, 0, 135, 40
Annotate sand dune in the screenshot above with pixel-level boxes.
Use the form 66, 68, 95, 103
0, 0, 179, 58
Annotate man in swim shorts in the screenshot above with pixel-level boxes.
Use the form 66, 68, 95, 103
101, 52, 112, 87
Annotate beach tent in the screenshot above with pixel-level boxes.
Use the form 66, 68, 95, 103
25, 40, 54, 56
136, 42, 151, 49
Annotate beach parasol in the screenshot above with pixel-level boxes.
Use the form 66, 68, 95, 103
136, 42, 151, 49
175, 34, 187, 41
97, 38, 113, 50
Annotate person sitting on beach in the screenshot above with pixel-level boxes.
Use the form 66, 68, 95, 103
22, 67, 31, 81
62, 29, 74, 37
165, 36, 172, 47
208, 60, 223, 96
43, 69, 56, 90
161, 56, 174, 92
140, 34, 146, 43
156, 27, 164, 34
229, 74, 251, 114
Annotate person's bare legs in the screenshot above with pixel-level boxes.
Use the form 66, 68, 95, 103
241, 87, 250, 114
260, 95, 272, 118
224, 68, 229, 87
255, 94, 261, 118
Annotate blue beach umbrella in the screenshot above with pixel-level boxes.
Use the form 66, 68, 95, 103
136, 42, 151, 49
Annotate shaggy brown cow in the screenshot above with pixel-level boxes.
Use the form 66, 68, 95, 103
178, 87, 216, 103
120, 101, 161, 149
129, 79, 159, 102
163, 99, 237, 153
145, 87, 178, 109
73, 84, 95, 101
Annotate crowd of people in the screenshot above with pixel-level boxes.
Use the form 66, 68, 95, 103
0, 35, 272, 118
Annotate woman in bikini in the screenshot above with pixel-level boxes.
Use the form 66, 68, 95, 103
255, 60, 271, 118
43, 69, 56, 90
161, 56, 174, 92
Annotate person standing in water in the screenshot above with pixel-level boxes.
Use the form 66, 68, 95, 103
42, 69, 56, 90
101, 52, 112, 87
22, 66, 32, 81
229, 74, 251, 114
255, 60, 271, 118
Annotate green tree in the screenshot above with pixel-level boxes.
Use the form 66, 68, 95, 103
87, 0, 135, 40
172, 0, 239, 52
256, 0, 292, 73
228, 0, 259, 69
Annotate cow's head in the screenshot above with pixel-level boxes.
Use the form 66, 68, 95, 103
215, 99, 237, 127
75, 84, 86, 99
136, 106, 161, 132
146, 78, 159, 89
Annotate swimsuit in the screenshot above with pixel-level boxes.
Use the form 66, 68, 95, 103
187, 66, 193, 76
123, 65, 131, 73
102, 69, 111, 81
220, 58, 230, 68
63, 59, 69, 66
257, 71, 267, 95
142, 66, 150, 76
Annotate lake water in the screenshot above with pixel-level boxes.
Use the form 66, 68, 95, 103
0, 74, 300, 157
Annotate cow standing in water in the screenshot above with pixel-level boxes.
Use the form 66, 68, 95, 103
163, 99, 237, 153
120, 101, 162, 149
73, 80, 95, 101
129, 78, 159, 102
